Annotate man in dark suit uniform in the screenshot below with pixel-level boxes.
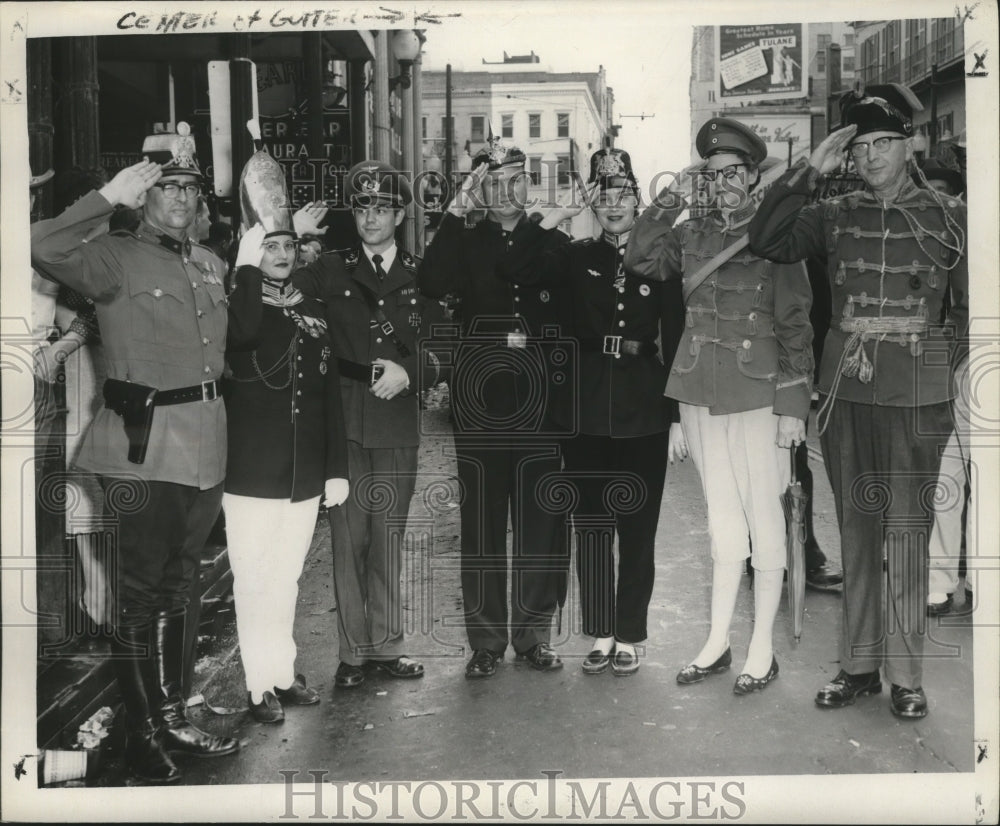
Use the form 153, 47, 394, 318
419, 139, 572, 678
293, 161, 445, 689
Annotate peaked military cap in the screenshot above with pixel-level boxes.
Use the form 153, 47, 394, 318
695, 117, 768, 165
345, 160, 412, 208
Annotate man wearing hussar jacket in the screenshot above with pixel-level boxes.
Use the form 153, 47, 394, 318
748, 83, 968, 719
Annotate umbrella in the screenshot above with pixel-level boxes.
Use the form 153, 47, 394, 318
780, 445, 808, 642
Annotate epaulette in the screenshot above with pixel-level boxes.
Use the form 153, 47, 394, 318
400, 250, 421, 271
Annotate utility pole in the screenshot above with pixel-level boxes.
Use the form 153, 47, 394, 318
445, 64, 453, 198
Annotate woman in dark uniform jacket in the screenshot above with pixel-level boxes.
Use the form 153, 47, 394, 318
499, 149, 685, 675
224, 223, 349, 722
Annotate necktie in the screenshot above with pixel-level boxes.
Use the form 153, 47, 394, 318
372, 253, 386, 281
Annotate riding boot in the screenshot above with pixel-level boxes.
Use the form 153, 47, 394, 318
110, 624, 180, 783
152, 608, 239, 758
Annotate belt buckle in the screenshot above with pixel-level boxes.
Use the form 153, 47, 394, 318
507, 332, 527, 349
201, 380, 218, 402
603, 335, 622, 356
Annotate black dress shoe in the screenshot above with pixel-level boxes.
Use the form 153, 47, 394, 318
335, 662, 365, 688
248, 690, 285, 724
815, 669, 882, 708
926, 594, 953, 616
890, 684, 928, 719
465, 648, 503, 679
515, 643, 563, 672
611, 647, 639, 676
370, 656, 425, 679
582, 648, 612, 675
275, 674, 320, 705
806, 562, 843, 591
733, 656, 779, 695
676, 647, 732, 685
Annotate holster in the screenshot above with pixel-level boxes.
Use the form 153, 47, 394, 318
102, 378, 157, 464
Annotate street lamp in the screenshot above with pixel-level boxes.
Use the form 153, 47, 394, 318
389, 30, 422, 90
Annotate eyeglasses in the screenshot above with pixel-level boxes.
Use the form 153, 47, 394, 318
153, 181, 201, 199
699, 164, 747, 181
847, 136, 907, 158
262, 240, 298, 255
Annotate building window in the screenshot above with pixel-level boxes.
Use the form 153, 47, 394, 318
557, 112, 570, 138
501, 113, 514, 138
707, 89, 715, 102
529, 113, 541, 138
842, 55, 855, 74
471, 116, 485, 143
440, 116, 454, 138
556, 154, 570, 186
528, 157, 542, 185
844, 33, 855, 47
817, 50, 826, 74
937, 111, 954, 140
421, 116, 427, 140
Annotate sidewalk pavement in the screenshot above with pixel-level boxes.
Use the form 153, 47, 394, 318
171, 404, 974, 786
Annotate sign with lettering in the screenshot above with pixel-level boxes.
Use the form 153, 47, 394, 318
724, 113, 812, 161
258, 101, 352, 208
717, 24, 806, 102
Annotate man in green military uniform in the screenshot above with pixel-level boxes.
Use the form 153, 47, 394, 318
293, 161, 445, 690
31, 125, 238, 783
749, 84, 968, 719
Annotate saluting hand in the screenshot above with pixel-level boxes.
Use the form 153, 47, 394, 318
538, 183, 596, 230
234, 223, 267, 269
293, 201, 329, 237
776, 415, 806, 449
98, 158, 162, 209
447, 164, 488, 217
809, 125, 858, 176
370, 359, 410, 400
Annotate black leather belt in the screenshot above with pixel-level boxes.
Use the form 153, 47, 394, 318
579, 336, 658, 357
338, 358, 372, 382
156, 379, 220, 405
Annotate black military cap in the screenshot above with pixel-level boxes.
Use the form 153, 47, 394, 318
345, 160, 412, 208
588, 148, 639, 195
142, 121, 203, 179
472, 136, 527, 171
839, 82, 923, 138
695, 117, 768, 165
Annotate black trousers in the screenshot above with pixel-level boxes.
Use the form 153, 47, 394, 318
819, 399, 951, 689
101, 477, 224, 627
454, 435, 566, 653
561, 431, 669, 644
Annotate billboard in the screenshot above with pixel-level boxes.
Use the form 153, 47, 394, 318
717, 23, 807, 102
724, 112, 812, 162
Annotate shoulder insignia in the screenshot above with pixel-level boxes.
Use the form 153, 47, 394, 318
336, 247, 360, 268
400, 250, 421, 271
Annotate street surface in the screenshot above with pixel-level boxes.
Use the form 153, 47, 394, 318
117, 398, 974, 786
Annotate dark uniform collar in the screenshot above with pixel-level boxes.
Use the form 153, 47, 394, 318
602, 229, 631, 249
710, 202, 757, 231
136, 220, 193, 257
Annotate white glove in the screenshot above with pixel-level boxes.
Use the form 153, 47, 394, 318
324, 478, 349, 507
235, 223, 267, 269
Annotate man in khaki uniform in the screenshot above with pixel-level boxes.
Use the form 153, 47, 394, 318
31, 125, 237, 783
